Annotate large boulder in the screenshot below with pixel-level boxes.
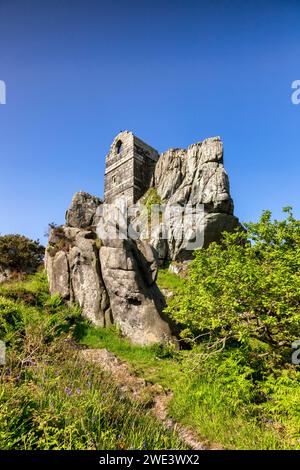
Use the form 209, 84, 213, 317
45, 226, 108, 326
45, 203, 177, 344
45, 250, 70, 299
133, 137, 240, 260
65, 191, 102, 229
68, 231, 108, 327
99, 238, 176, 346
156, 137, 234, 214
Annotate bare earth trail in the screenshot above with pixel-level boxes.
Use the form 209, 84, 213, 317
79, 348, 221, 451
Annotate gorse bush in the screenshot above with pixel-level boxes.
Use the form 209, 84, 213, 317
166, 208, 300, 367
0, 234, 44, 274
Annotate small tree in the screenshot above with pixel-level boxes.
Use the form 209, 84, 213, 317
0, 234, 45, 274
166, 208, 300, 364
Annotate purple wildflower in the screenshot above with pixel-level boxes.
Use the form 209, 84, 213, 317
76, 387, 81, 395
14, 374, 21, 384
64, 387, 72, 396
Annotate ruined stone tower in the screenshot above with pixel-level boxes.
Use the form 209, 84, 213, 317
104, 131, 159, 205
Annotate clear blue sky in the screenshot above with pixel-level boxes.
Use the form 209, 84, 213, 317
0, 0, 299, 242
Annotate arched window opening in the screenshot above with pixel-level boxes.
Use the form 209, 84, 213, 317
116, 140, 123, 155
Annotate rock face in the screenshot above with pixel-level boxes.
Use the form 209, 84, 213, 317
133, 136, 240, 261
100, 239, 174, 345
45, 193, 176, 345
155, 137, 233, 211
45, 133, 240, 345
45, 225, 108, 326
65, 191, 102, 229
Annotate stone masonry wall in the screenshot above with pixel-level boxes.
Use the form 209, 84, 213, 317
104, 131, 159, 205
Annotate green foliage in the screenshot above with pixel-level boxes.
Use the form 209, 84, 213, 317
157, 208, 300, 448
0, 272, 183, 450
80, 322, 300, 449
156, 267, 186, 294
150, 342, 180, 360
141, 187, 162, 212
140, 187, 162, 225
0, 234, 44, 273
0, 357, 183, 450
166, 208, 300, 366
0, 271, 49, 306
169, 351, 299, 449
2, 216, 300, 452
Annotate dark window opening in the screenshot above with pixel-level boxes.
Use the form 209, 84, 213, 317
116, 140, 123, 154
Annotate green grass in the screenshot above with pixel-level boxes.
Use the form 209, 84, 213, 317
156, 267, 186, 293
76, 324, 184, 390
79, 321, 300, 450
0, 272, 184, 450
1, 272, 300, 450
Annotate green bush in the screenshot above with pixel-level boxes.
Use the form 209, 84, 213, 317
166, 208, 300, 367
0, 234, 44, 274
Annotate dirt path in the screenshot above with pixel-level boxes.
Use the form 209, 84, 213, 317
79, 348, 220, 450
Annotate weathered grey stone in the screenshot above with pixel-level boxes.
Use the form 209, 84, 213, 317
69, 230, 108, 326
99, 239, 176, 346
45, 226, 108, 326
155, 137, 233, 214
202, 212, 240, 247
154, 148, 186, 201
0, 266, 12, 284
45, 250, 70, 299
135, 240, 158, 285
65, 191, 102, 229
45, 131, 241, 346
131, 136, 240, 260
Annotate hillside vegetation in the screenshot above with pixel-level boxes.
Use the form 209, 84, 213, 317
0, 273, 183, 450
0, 208, 300, 449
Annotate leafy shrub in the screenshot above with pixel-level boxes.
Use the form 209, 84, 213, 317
0, 234, 44, 274
166, 208, 300, 367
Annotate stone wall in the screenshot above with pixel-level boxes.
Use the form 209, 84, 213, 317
104, 131, 159, 205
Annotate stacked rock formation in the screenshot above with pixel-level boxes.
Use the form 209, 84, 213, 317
45, 192, 176, 346
132, 136, 239, 261
45, 134, 240, 345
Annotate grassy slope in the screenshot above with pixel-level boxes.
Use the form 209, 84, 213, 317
79, 327, 285, 449
0, 273, 183, 450
1, 271, 299, 450
78, 269, 300, 450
